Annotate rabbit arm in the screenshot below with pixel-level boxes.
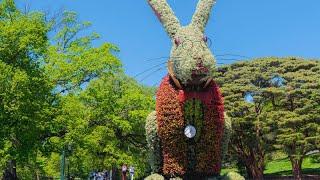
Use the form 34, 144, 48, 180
145, 111, 162, 173
191, 0, 217, 32
148, 0, 181, 38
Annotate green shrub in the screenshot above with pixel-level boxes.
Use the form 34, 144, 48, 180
222, 172, 245, 180
144, 173, 164, 180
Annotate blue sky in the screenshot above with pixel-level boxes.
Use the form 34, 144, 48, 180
17, 0, 320, 86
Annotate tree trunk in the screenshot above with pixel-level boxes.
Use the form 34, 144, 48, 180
10, 160, 17, 180
3, 160, 18, 180
291, 158, 302, 180
111, 167, 118, 180
36, 170, 40, 180
9, 160, 15, 179
247, 164, 263, 180
244, 153, 264, 180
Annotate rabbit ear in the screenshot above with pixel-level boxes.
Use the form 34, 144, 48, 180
148, 0, 181, 38
191, 0, 216, 32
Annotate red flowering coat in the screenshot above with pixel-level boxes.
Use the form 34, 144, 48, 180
156, 75, 225, 177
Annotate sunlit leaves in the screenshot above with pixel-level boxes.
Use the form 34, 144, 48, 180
0, 0, 53, 173
45, 11, 121, 94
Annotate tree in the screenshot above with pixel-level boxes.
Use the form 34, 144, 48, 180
42, 74, 155, 178
45, 11, 121, 94
41, 11, 155, 178
266, 59, 320, 179
80, 75, 154, 178
214, 58, 277, 179
215, 57, 320, 179
0, 0, 53, 178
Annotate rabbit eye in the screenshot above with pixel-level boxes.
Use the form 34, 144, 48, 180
203, 36, 212, 47
203, 36, 208, 42
174, 38, 181, 46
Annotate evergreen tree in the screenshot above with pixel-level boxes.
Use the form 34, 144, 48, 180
214, 57, 320, 179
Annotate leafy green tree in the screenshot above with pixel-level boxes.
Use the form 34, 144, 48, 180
45, 11, 121, 94
43, 75, 155, 178
215, 57, 320, 179
80, 75, 154, 177
40, 11, 155, 178
0, 0, 53, 178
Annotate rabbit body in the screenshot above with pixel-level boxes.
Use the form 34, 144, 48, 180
145, 0, 232, 178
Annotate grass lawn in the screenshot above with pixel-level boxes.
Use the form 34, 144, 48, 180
264, 157, 320, 175
221, 156, 320, 176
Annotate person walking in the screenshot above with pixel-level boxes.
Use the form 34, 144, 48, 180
103, 170, 109, 180
96, 172, 104, 180
129, 166, 134, 180
121, 164, 127, 180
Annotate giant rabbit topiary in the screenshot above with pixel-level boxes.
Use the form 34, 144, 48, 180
145, 0, 232, 178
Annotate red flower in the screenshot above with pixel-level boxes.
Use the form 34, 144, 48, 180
156, 75, 225, 176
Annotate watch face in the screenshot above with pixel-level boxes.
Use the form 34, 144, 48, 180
184, 125, 196, 138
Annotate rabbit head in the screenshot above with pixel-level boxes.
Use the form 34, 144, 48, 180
148, 0, 217, 88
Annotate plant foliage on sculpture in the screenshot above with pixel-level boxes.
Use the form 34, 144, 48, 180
145, 111, 162, 173
183, 99, 204, 142
148, 0, 216, 85
156, 76, 188, 175
146, 0, 231, 177
154, 75, 226, 176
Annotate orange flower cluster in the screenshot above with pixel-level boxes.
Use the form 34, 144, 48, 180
156, 76, 188, 176
156, 75, 225, 177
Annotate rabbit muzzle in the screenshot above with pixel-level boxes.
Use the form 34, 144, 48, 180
188, 72, 211, 86
167, 59, 213, 90
186, 60, 211, 87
